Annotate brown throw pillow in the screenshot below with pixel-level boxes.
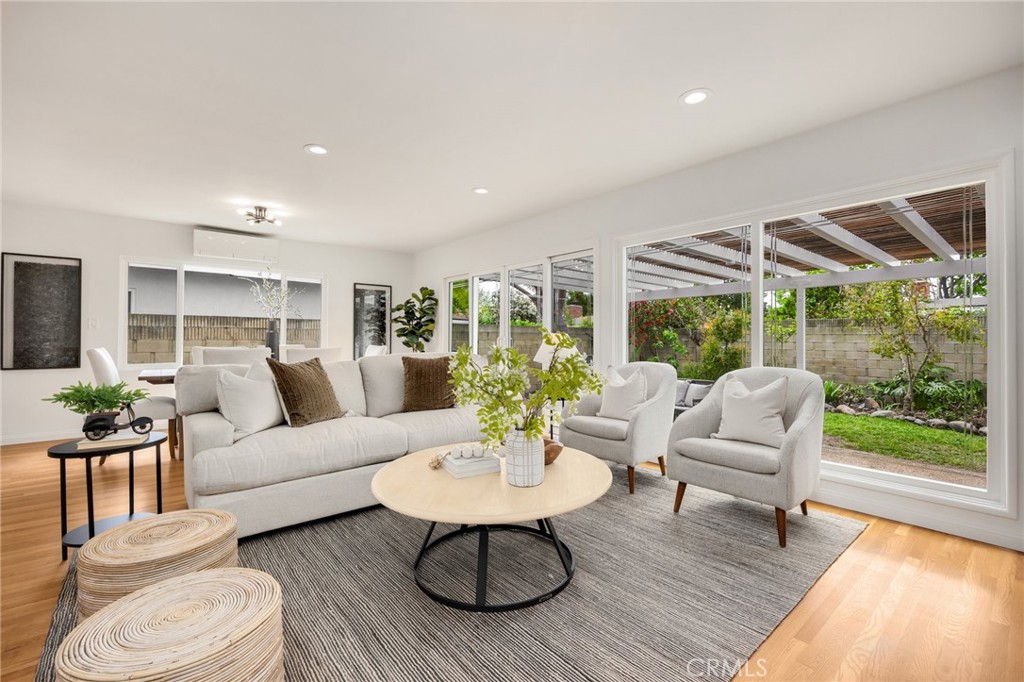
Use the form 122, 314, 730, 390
402, 356, 455, 412
266, 357, 343, 427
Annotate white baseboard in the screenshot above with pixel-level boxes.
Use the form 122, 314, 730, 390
2, 429, 81, 446
815, 479, 1024, 552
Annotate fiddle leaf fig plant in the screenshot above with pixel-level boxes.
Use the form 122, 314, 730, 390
392, 286, 438, 352
449, 330, 602, 450
44, 381, 149, 416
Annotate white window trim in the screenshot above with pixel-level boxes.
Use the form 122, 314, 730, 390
615, 151, 1017, 522
119, 257, 328, 370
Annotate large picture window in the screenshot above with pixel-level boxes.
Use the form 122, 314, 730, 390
124, 262, 324, 366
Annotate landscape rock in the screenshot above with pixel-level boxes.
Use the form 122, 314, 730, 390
948, 421, 969, 433
871, 410, 896, 418
926, 418, 949, 429
836, 404, 858, 416
980, 426, 988, 436
824, 404, 836, 413
864, 398, 880, 411
914, 419, 928, 426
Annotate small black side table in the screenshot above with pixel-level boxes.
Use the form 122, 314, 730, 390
47, 432, 168, 560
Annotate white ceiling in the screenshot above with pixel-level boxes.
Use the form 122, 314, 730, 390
3, 2, 1022, 253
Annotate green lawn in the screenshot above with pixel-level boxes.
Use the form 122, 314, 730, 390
822, 412, 986, 471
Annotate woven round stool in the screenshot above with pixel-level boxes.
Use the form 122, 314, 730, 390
56, 568, 283, 682
77, 509, 237, 622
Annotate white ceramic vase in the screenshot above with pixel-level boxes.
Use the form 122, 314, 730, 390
504, 429, 545, 487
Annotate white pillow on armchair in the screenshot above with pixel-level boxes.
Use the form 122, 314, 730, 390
597, 367, 647, 421
712, 375, 788, 448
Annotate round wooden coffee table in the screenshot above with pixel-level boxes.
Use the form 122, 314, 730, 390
371, 445, 611, 612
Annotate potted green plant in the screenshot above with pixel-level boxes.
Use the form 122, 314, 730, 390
449, 330, 602, 487
392, 286, 438, 352
44, 381, 150, 416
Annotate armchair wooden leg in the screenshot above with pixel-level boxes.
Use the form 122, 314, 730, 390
775, 508, 787, 548
800, 500, 808, 516
673, 482, 686, 513
657, 456, 666, 476
168, 418, 177, 459
627, 466, 635, 494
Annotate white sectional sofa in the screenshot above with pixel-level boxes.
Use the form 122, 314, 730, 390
178, 353, 483, 537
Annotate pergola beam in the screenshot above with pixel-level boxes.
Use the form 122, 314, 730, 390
667, 237, 804, 278
638, 247, 751, 281
878, 198, 959, 261
794, 213, 900, 267
734, 228, 848, 272
627, 260, 724, 286
632, 257, 986, 302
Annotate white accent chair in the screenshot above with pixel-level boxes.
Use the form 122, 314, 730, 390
283, 346, 346, 363
666, 367, 824, 547
190, 346, 271, 366
559, 362, 677, 494
86, 348, 179, 461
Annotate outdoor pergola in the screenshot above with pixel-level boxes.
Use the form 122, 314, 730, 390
626, 184, 987, 367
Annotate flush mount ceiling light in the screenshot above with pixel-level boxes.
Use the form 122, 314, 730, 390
679, 88, 712, 105
240, 206, 282, 226
304, 144, 328, 155
473, 187, 489, 195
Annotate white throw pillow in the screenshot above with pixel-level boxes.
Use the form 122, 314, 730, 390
597, 367, 647, 421
217, 370, 285, 441
712, 375, 788, 448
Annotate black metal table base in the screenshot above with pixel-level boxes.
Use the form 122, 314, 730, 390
412, 517, 575, 612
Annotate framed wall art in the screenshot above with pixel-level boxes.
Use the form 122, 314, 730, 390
353, 283, 391, 359
2, 252, 82, 370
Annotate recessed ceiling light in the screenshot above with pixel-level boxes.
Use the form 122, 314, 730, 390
473, 187, 489, 195
304, 144, 328, 155
679, 88, 712, 105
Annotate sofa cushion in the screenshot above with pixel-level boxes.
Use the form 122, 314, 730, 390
381, 406, 483, 453
683, 382, 712, 407
321, 360, 367, 416
360, 352, 452, 418
562, 415, 629, 441
675, 437, 781, 475
191, 417, 408, 495
202, 347, 272, 365
675, 379, 692, 406
402, 356, 455, 412
216, 371, 285, 441
267, 357, 343, 427
175, 364, 249, 415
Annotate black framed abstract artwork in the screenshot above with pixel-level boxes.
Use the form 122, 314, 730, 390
353, 283, 391, 359
1, 252, 82, 370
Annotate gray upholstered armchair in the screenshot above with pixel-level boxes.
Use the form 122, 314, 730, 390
560, 362, 677, 494
666, 367, 824, 547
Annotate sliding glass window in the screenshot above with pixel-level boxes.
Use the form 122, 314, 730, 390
126, 264, 178, 365
448, 278, 470, 352
508, 264, 544, 357
552, 253, 595, 362
474, 272, 501, 353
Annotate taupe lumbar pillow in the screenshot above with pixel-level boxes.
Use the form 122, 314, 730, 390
402, 356, 455, 412
713, 375, 788, 448
266, 357, 343, 427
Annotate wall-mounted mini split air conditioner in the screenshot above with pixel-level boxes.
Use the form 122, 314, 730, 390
193, 227, 280, 263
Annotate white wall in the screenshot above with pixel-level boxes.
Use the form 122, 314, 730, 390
0, 202, 413, 444
413, 67, 1024, 550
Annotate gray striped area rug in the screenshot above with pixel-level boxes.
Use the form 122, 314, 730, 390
36, 466, 865, 681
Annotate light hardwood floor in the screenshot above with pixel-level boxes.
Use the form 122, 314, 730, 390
1, 441, 1021, 682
